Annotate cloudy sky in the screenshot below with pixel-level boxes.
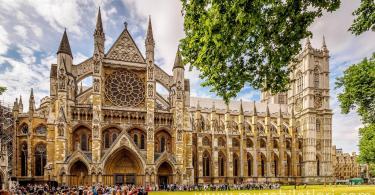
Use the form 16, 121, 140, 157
0, 0, 373, 153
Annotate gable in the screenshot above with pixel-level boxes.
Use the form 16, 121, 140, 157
106, 29, 145, 63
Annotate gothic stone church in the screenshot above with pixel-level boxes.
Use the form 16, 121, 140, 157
11, 9, 333, 186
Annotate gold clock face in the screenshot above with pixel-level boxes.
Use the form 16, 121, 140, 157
105, 70, 145, 107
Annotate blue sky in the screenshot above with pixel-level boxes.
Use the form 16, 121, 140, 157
0, 0, 374, 153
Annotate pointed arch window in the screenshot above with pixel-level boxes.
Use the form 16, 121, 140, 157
20, 124, 28, 135
260, 154, 266, 177
314, 67, 320, 88
35, 144, 46, 176
160, 136, 166, 152
81, 133, 88, 151
316, 119, 321, 132
21, 143, 28, 176
104, 132, 110, 149
246, 139, 253, 148
133, 134, 138, 146
247, 154, 253, 176
112, 132, 118, 143
296, 72, 303, 93
233, 154, 239, 177
203, 152, 210, 176
140, 134, 145, 149
219, 153, 225, 177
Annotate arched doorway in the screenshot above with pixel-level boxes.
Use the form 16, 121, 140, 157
70, 161, 89, 186
157, 162, 173, 189
104, 147, 144, 186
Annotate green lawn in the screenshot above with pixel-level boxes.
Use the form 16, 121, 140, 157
150, 185, 375, 195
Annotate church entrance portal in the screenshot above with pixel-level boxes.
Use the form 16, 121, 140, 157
104, 147, 144, 185
157, 162, 173, 189
69, 161, 89, 186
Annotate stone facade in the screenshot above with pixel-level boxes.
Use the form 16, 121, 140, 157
10, 9, 333, 186
332, 146, 369, 180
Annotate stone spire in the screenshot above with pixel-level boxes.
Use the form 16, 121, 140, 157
322, 35, 329, 55
19, 95, 23, 113
239, 99, 244, 115
322, 35, 326, 48
278, 105, 282, 118
145, 16, 154, 46
29, 88, 35, 112
266, 103, 270, 117
291, 106, 295, 118
13, 98, 19, 112
57, 29, 72, 57
95, 7, 104, 34
304, 37, 312, 51
173, 46, 184, 70
252, 100, 257, 116
94, 7, 105, 55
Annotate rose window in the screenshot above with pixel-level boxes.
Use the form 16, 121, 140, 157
105, 70, 145, 107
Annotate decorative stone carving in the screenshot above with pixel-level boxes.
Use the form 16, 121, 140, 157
93, 78, 100, 92
296, 98, 302, 112
314, 92, 322, 108
106, 31, 144, 63
177, 129, 182, 141
104, 70, 145, 107
148, 66, 153, 80
147, 127, 154, 140
57, 122, 64, 136
147, 83, 154, 98
92, 124, 99, 138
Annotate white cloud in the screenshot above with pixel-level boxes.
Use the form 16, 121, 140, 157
0, 25, 10, 55
14, 25, 27, 39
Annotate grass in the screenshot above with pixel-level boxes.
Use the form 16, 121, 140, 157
150, 185, 375, 195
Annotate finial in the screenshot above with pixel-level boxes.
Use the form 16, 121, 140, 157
145, 15, 154, 45
266, 103, 270, 117
173, 46, 184, 70
57, 29, 72, 57
95, 7, 103, 33
322, 35, 326, 47
197, 100, 201, 111
252, 100, 257, 116
226, 103, 230, 113
239, 99, 244, 115
124, 21, 128, 29
305, 37, 311, 47
30, 88, 34, 98
212, 101, 215, 110
278, 105, 282, 118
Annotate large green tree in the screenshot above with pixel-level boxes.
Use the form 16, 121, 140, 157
335, 54, 375, 172
180, 0, 340, 102
349, 0, 375, 35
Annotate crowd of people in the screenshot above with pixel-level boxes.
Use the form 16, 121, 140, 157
3, 182, 281, 194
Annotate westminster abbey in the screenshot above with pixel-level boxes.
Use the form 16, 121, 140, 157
9, 8, 333, 186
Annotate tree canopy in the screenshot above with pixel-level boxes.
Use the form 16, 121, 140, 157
349, 0, 375, 35
180, 0, 340, 102
336, 54, 375, 165
335, 54, 375, 124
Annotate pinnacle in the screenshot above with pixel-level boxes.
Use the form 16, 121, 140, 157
57, 29, 72, 57
173, 46, 184, 69
145, 15, 154, 45
95, 7, 104, 33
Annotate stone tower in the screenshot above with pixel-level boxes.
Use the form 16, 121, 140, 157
287, 37, 332, 183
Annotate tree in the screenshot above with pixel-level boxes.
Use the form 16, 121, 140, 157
335, 54, 375, 168
335, 54, 375, 124
0, 86, 6, 95
349, 0, 375, 35
180, 0, 340, 102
